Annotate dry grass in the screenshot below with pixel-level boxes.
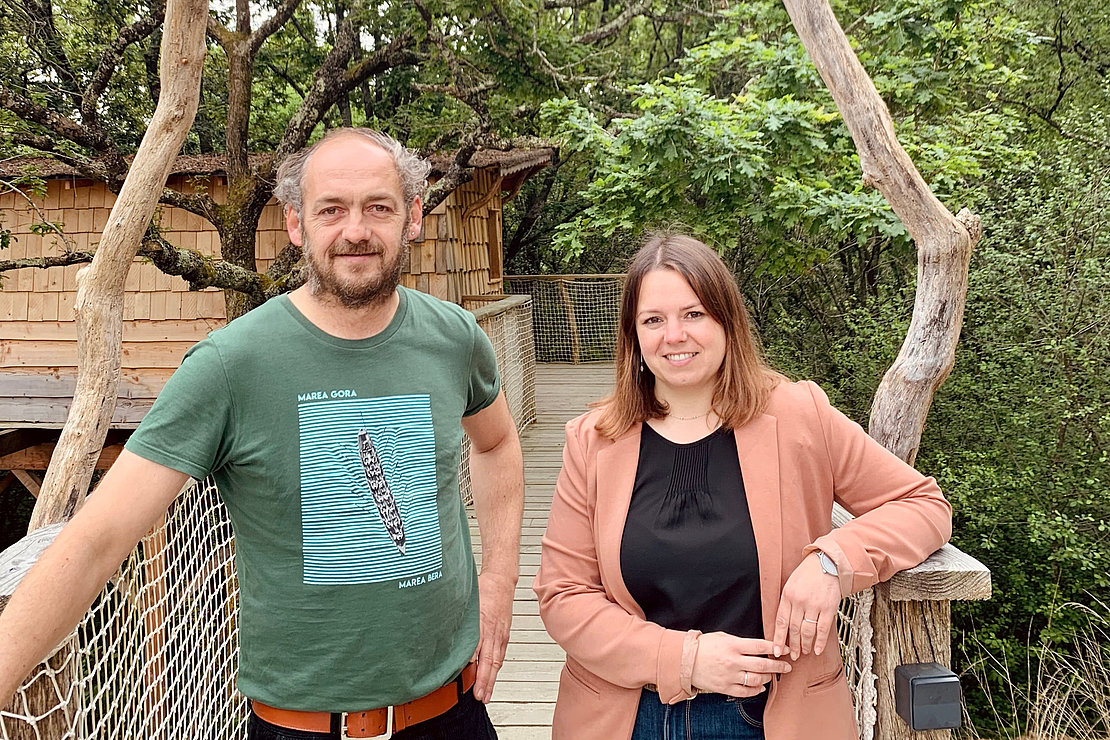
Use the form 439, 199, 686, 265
962, 601, 1110, 740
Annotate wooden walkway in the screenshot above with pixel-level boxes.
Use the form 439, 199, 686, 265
469, 362, 614, 740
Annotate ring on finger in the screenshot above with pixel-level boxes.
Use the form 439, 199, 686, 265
742, 671, 749, 686
802, 617, 819, 624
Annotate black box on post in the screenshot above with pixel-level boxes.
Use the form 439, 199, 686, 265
894, 662, 962, 730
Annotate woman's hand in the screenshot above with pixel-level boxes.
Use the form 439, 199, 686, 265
690, 634, 792, 697
773, 552, 842, 661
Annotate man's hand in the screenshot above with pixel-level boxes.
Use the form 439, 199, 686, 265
471, 570, 516, 702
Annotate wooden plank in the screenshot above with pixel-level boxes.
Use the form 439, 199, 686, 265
0, 429, 57, 457
487, 702, 555, 726
11, 470, 43, 497
0, 443, 122, 470
0, 340, 194, 368
0, 370, 171, 399
0, 397, 153, 427
0, 523, 65, 610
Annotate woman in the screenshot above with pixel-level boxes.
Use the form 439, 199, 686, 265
534, 233, 952, 740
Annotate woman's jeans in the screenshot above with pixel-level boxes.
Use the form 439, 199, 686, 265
246, 688, 497, 740
630, 688, 766, 740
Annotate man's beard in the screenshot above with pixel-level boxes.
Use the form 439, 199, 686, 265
301, 230, 410, 309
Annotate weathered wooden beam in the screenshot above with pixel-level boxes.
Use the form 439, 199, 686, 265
0, 444, 126, 472
833, 503, 991, 603
0, 524, 74, 740
886, 545, 991, 603
0, 430, 58, 458
469, 294, 530, 323
871, 592, 952, 740
10, 472, 42, 499
0, 525, 64, 614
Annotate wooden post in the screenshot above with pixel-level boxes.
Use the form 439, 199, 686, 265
871, 594, 952, 740
870, 544, 992, 740
558, 281, 581, 363
28, 0, 209, 531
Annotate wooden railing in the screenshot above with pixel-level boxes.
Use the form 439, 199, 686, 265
833, 504, 991, 739
505, 274, 624, 364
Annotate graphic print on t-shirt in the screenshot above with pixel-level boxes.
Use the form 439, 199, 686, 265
298, 394, 442, 585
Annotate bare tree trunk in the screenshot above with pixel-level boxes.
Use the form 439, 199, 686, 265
781, 0, 982, 467
29, 0, 209, 531
782, 4, 984, 740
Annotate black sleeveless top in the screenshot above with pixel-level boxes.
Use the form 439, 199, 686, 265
619, 423, 763, 638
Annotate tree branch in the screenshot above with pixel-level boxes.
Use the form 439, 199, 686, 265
158, 188, 223, 226
995, 95, 1104, 149
207, 14, 234, 49
82, 3, 167, 123
0, 253, 92, 272
0, 84, 114, 153
6, 0, 82, 105
0, 233, 297, 305
250, 0, 303, 54
263, 60, 307, 99
278, 28, 416, 160
574, 2, 650, 45
423, 129, 482, 214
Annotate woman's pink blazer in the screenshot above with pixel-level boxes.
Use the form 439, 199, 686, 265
534, 380, 952, 740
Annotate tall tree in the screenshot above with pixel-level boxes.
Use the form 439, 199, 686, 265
0, 0, 723, 316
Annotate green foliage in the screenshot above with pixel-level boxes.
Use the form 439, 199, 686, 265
923, 143, 1110, 734
544, 0, 1031, 276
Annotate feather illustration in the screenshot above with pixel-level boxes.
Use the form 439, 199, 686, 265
356, 429, 406, 555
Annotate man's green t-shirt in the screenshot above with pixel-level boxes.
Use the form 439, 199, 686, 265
125, 287, 500, 711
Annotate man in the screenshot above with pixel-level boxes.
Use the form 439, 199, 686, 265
0, 128, 524, 739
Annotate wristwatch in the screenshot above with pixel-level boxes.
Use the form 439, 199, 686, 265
817, 551, 839, 577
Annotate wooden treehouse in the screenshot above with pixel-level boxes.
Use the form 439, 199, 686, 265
0, 148, 552, 486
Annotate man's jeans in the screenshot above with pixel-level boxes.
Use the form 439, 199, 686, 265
630, 688, 766, 740
247, 689, 498, 740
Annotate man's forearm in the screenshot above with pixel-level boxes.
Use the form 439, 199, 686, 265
0, 522, 128, 699
0, 452, 186, 704
468, 436, 524, 578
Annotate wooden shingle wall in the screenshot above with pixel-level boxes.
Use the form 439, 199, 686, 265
403, 168, 504, 302
1, 168, 506, 427
1, 177, 226, 387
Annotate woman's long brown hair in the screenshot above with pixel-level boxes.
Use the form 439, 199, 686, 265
595, 232, 785, 439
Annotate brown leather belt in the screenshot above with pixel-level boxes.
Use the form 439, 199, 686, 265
251, 662, 478, 738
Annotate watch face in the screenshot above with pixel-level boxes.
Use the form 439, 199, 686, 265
818, 551, 838, 576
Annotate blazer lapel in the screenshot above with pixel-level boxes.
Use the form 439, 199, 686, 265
595, 424, 644, 618
734, 413, 782, 639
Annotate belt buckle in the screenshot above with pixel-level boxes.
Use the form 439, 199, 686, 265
341, 706, 392, 739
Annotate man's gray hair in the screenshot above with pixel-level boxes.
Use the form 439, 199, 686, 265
273, 128, 432, 215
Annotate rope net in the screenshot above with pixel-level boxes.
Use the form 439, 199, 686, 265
505, 276, 623, 364
2, 297, 538, 739
839, 588, 878, 740
1, 477, 246, 740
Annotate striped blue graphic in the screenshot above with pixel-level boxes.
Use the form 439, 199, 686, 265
298, 395, 442, 585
